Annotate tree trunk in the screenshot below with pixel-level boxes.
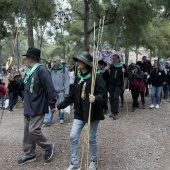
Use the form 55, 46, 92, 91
25, 4, 34, 48
135, 46, 138, 63
149, 49, 152, 61
84, 0, 90, 51
125, 47, 129, 66
16, 33, 20, 71
0, 40, 2, 72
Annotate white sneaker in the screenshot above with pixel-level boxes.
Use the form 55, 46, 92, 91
66, 164, 80, 170
88, 161, 98, 170
149, 104, 155, 109
60, 119, 64, 124
156, 104, 160, 109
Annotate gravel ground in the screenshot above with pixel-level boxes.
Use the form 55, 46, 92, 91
1, 91, 170, 170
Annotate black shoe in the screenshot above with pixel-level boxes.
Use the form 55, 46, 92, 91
18, 155, 37, 165
8, 109, 13, 112
44, 143, 54, 162
113, 115, 119, 120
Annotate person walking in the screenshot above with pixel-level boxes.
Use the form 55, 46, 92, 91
128, 65, 144, 112
149, 62, 166, 109
55, 51, 105, 170
7, 72, 24, 111
18, 48, 56, 165
109, 54, 128, 120
136, 56, 151, 96
97, 60, 109, 114
43, 56, 70, 125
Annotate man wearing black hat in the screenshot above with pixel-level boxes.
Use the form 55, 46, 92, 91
18, 48, 56, 165
98, 60, 109, 114
55, 51, 105, 170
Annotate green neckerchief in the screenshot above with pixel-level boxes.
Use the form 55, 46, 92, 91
78, 72, 91, 84
24, 63, 42, 93
113, 62, 123, 68
53, 64, 63, 71
97, 68, 106, 74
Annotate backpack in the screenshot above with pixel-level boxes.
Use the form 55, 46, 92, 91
129, 78, 140, 90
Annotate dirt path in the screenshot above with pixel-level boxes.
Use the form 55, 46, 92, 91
0, 92, 170, 170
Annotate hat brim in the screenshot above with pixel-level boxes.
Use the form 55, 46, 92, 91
73, 56, 92, 67
22, 54, 40, 59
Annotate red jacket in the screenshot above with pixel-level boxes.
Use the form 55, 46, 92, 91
0, 82, 7, 96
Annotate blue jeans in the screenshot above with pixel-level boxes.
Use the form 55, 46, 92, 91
70, 119, 100, 166
151, 86, 162, 105
44, 92, 65, 124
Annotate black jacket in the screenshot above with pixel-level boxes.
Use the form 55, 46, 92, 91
98, 70, 109, 90
8, 79, 24, 93
136, 61, 150, 73
57, 72, 105, 122
149, 69, 166, 87
24, 66, 56, 116
109, 64, 128, 89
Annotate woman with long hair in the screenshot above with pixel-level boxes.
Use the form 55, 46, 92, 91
149, 62, 166, 109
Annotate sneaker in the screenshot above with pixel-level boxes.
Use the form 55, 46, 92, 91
89, 161, 98, 170
113, 115, 119, 120
44, 143, 54, 162
66, 163, 80, 170
18, 155, 37, 165
43, 121, 51, 126
156, 104, 160, 109
60, 119, 64, 124
149, 104, 155, 109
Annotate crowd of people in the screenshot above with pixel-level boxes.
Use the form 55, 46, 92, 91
0, 48, 170, 170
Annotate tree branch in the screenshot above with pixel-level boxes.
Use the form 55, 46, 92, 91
72, 10, 85, 20
87, 19, 116, 35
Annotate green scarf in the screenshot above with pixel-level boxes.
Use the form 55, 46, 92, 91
53, 64, 63, 71
24, 63, 42, 84
97, 68, 105, 74
24, 63, 42, 93
78, 72, 91, 84
113, 62, 123, 67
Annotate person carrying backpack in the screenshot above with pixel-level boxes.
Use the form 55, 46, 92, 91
43, 56, 70, 125
128, 65, 144, 112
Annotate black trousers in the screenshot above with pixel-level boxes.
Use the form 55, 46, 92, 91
109, 87, 122, 115
144, 77, 149, 95
103, 90, 108, 110
131, 89, 140, 108
140, 91, 145, 104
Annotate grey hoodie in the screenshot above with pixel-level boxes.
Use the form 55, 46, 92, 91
51, 66, 70, 94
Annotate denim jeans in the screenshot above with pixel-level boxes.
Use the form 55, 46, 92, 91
70, 119, 100, 166
8, 92, 18, 110
163, 83, 169, 98
151, 86, 162, 105
44, 92, 65, 124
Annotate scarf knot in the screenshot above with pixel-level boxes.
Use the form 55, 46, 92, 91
78, 72, 91, 84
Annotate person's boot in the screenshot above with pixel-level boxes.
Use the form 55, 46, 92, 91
132, 107, 135, 112
109, 113, 113, 118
